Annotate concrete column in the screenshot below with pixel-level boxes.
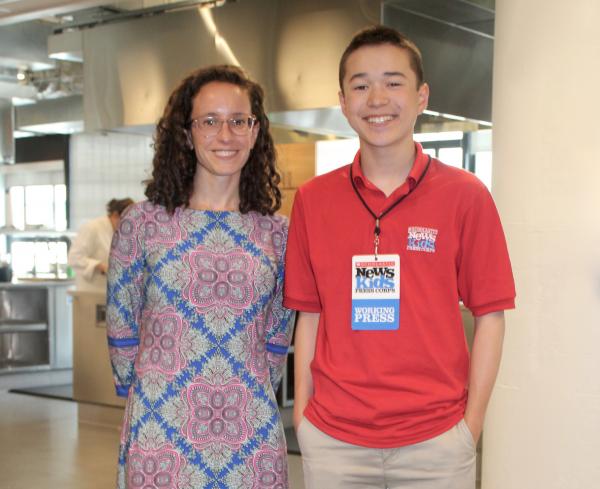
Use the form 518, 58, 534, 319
484, 1, 600, 487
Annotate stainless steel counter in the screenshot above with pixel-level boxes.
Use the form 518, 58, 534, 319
0, 280, 74, 373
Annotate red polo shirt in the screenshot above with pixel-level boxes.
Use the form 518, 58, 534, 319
283, 143, 515, 448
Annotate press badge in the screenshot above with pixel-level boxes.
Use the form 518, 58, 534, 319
351, 254, 400, 330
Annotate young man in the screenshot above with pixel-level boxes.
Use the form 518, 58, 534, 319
283, 26, 516, 488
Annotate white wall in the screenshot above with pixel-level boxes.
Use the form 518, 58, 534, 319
484, 1, 600, 487
69, 132, 152, 230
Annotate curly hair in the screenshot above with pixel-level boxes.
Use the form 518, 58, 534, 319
145, 65, 281, 215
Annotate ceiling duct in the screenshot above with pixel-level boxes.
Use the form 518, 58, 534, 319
51, 0, 232, 31
15, 95, 83, 135
0, 79, 37, 100
0, 20, 56, 103
0, 21, 54, 70
48, 30, 83, 62
0, 0, 107, 26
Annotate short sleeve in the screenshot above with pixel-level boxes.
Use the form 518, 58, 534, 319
283, 189, 322, 312
457, 185, 516, 316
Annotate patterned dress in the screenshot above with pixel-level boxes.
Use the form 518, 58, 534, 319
106, 201, 295, 489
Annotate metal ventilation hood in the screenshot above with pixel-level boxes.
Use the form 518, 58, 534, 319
383, 0, 494, 122
383, 0, 494, 38
0, 0, 493, 137
82, 0, 380, 133
80, 0, 493, 134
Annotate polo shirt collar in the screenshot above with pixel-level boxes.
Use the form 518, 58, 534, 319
351, 142, 428, 197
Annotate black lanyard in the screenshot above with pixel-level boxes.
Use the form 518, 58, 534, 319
349, 155, 431, 258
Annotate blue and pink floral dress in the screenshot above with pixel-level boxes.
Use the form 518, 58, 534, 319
107, 201, 295, 489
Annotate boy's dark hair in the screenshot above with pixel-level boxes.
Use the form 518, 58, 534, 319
339, 25, 425, 90
145, 65, 281, 215
106, 198, 134, 216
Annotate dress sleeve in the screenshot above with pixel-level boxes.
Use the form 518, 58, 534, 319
106, 206, 145, 397
68, 220, 101, 281
265, 222, 296, 394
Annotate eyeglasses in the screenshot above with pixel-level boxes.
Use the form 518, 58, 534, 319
189, 115, 257, 137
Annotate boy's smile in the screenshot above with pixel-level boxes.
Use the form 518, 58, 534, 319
339, 43, 429, 153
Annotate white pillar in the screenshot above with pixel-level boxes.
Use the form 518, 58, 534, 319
484, 1, 600, 487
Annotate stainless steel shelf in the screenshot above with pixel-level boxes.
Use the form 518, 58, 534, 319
0, 360, 50, 371
0, 320, 48, 333
0, 228, 75, 238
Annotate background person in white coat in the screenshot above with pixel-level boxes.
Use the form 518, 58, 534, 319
68, 197, 133, 292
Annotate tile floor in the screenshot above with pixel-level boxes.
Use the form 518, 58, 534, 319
0, 390, 305, 489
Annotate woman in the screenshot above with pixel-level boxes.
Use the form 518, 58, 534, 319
68, 197, 133, 292
107, 65, 294, 489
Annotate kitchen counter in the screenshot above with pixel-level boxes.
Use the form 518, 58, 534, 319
68, 289, 125, 427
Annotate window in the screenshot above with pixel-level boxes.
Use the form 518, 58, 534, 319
8, 187, 25, 230
1, 161, 70, 278
8, 184, 67, 231
474, 151, 493, 190
438, 147, 464, 169
416, 130, 493, 188
9, 238, 69, 279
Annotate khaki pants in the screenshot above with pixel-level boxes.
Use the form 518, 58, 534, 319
297, 417, 476, 489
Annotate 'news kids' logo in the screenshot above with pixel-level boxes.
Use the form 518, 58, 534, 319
352, 258, 399, 329
355, 260, 395, 292
407, 226, 438, 253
